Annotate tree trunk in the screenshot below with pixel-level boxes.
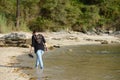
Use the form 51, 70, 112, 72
16, 0, 20, 29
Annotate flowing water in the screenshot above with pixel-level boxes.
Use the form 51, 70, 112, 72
38, 44, 120, 80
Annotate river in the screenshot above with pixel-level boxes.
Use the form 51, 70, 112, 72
35, 44, 120, 80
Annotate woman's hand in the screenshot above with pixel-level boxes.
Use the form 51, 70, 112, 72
45, 47, 48, 51
44, 43, 48, 51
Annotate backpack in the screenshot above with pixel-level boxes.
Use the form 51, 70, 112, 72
36, 34, 43, 44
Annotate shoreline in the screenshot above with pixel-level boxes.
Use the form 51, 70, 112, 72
44, 32, 120, 47
0, 31, 120, 47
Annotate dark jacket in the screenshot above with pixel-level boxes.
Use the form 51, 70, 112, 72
31, 34, 46, 53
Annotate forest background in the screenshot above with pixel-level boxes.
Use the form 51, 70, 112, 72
0, 0, 120, 33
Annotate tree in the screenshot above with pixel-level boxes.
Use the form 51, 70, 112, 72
16, 0, 20, 28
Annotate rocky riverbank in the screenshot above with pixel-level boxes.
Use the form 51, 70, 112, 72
0, 31, 120, 48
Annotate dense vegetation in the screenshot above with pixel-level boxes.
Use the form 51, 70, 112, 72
0, 0, 120, 33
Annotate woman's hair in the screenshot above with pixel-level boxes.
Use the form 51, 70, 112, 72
33, 30, 36, 34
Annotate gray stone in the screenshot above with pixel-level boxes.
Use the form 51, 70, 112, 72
0, 32, 30, 48
101, 40, 109, 44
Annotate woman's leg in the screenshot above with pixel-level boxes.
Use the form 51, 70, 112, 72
35, 54, 39, 68
36, 50, 44, 69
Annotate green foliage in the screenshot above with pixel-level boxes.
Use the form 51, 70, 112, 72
0, 14, 13, 33
19, 20, 30, 32
0, 0, 120, 32
79, 0, 105, 5
29, 16, 50, 32
0, 14, 7, 33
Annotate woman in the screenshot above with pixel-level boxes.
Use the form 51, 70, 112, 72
30, 30, 47, 69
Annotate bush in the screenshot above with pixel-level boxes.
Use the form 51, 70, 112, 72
79, 0, 105, 5
19, 20, 30, 32
0, 14, 13, 33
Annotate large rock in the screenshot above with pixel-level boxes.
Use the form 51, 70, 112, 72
112, 31, 120, 38
4, 33, 26, 40
0, 32, 31, 48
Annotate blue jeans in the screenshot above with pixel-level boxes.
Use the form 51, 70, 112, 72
36, 50, 44, 69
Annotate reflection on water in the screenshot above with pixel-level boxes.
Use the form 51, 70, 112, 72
42, 44, 120, 80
